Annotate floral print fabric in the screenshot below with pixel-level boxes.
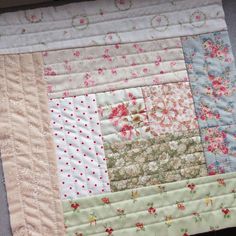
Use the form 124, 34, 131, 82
142, 82, 199, 135
182, 31, 236, 174
43, 37, 188, 98
105, 130, 207, 191
63, 172, 236, 236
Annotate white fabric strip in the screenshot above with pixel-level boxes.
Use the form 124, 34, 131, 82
0, 0, 225, 54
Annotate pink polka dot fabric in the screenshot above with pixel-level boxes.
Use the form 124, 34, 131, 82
49, 94, 110, 199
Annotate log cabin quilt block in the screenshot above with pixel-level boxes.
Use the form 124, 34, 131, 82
0, 1, 236, 236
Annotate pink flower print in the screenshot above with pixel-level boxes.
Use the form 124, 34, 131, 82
127, 92, 137, 105
115, 43, 120, 49
64, 60, 72, 73
143, 68, 148, 73
133, 43, 144, 53
84, 73, 95, 87
44, 67, 56, 76
105, 227, 114, 235
170, 61, 176, 67
103, 49, 112, 62
98, 68, 104, 75
155, 56, 162, 66
109, 104, 128, 120
120, 124, 133, 140
136, 222, 145, 231
111, 68, 117, 75
73, 50, 80, 57
63, 91, 69, 97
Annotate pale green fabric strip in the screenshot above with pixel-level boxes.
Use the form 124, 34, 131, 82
63, 172, 236, 236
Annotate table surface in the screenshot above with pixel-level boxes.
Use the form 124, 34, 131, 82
0, 1, 235, 235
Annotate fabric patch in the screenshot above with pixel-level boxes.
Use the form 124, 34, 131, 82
96, 87, 151, 143
182, 31, 236, 173
0, 0, 226, 54
142, 82, 199, 135
0, 54, 65, 235
105, 130, 207, 192
43, 37, 188, 98
63, 172, 236, 236
49, 94, 111, 199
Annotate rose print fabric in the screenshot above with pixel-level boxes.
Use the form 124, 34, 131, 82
182, 31, 236, 174
0, 0, 226, 54
43, 37, 188, 98
143, 82, 199, 135
63, 172, 236, 236
49, 94, 110, 199
105, 130, 207, 192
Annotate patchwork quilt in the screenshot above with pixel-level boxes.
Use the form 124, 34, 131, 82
0, 0, 236, 235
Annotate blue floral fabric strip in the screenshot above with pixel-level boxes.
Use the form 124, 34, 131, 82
182, 31, 236, 174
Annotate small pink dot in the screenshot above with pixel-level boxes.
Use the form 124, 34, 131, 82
77, 118, 80, 121
83, 112, 85, 115
68, 174, 71, 177
76, 149, 79, 152
69, 187, 72, 190
82, 185, 85, 188
107, 183, 110, 185
93, 99, 95, 102
91, 129, 94, 132
84, 154, 86, 157
92, 172, 95, 174
58, 115, 61, 118
60, 169, 63, 172
87, 136, 89, 138
88, 106, 90, 108
94, 141, 96, 144
94, 184, 97, 187
89, 190, 92, 193
75, 179, 78, 182
69, 102, 72, 105
51, 110, 54, 112
72, 125, 75, 128
64, 194, 67, 197
81, 101, 84, 104
71, 155, 74, 158
95, 111, 98, 114
57, 104, 59, 106
65, 120, 68, 123
74, 137, 77, 140
96, 153, 99, 156
82, 142, 84, 145
76, 107, 79, 110
73, 167, 76, 170
89, 147, 91, 150
60, 127, 63, 130
77, 192, 80, 195
85, 124, 87, 127
91, 159, 94, 162
87, 178, 90, 181
97, 123, 99, 125
67, 131, 70, 134
78, 160, 81, 163
102, 189, 104, 192
64, 108, 66, 111
62, 138, 65, 141
53, 122, 56, 124
69, 143, 72, 146
79, 130, 82, 133
85, 94, 88, 97
62, 182, 65, 184
59, 157, 61, 160
100, 177, 102, 179
70, 114, 73, 116
64, 150, 67, 153
80, 173, 83, 176
66, 162, 68, 165
57, 145, 59, 148
85, 166, 88, 169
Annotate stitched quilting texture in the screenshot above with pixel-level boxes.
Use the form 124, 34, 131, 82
0, 0, 226, 54
43, 37, 188, 98
182, 31, 236, 174
49, 95, 111, 199
1, 0, 236, 236
0, 54, 65, 235
63, 172, 236, 236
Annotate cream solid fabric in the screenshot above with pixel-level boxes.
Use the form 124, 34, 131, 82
0, 53, 65, 236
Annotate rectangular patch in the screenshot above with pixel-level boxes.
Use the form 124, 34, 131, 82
49, 94, 111, 199
181, 31, 236, 173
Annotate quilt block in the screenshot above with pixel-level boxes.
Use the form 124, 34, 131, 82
0, 1, 236, 236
